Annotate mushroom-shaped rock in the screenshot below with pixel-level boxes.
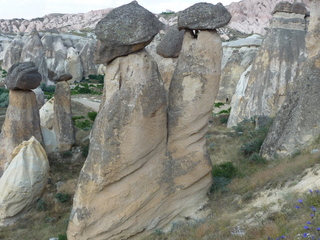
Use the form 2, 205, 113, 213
178, 2, 231, 30
5, 62, 41, 90
94, 1, 164, 63
156, 26, 185, 58
53, 73, 73, 83
272, 2, 308, 15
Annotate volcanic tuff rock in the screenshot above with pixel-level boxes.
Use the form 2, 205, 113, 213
0, 137, 49, 226
94, 1, 164, 63
53, 81, 75, 152
216, 34, 262, 103
227, 0, 309, 35
20, 29, 49, 84
156, 26, 184, 58
66, 47, 83, 83
178, 2, 231, 30
40, 78, 75, 153
2, 34, 23, 70
68, 2, 227, 239
260, 0, 320, 159
227, 2, 307, 127
0, 9, 111, 33
5, 62, 41, 90
0, 63, 43, 176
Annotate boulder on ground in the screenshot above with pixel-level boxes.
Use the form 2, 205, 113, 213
94, 1, 164, 63
0, 136, 49, 226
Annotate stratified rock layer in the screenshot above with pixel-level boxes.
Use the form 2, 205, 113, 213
227, 3, 307, 127
260, 0, 320, 159
0, 137, 49, 226
94, 1, 164, 63
67, 50, 168, 240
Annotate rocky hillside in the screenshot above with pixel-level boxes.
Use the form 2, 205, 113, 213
227, 0, 309, 34
0, 9, 111, 33
0, 0, 309, 36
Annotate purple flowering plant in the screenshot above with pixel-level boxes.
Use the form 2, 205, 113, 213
295, 190, 320, 239
268, 190, 320, 240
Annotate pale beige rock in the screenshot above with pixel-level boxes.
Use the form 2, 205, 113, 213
227, 7, 307, 128
167, 29, 219, 196
260, 0, 320, 159
0, 90, 43, 176
0, 136, 49, 226
68, 30, 221, 240
67, 50, 168, 240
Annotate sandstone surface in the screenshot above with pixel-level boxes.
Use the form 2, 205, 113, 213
260, 0, 320, 159
227, 2, 307, 127
94, 1, 164, 63
0, 137, 49, 226
68, 50, 168, 240
178, 3, 231, 30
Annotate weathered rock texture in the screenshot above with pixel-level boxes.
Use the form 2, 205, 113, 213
227, 0, 309, 35
5, 62, 41, 90
53, 81, 75, 152
216, 34, 262, 103
178, 2, 231, 30
20, 29, 49, 84
40, 80, 75, 153
156, 26, 184, 58
94, 1, 164, 63
260, 0, 320, 159
2, 34, 23, 70
67, 2, 225, 239
0, 90, 43, 176
0, 137, 49, 226
66, 47, 83, 83
227, 2, 307, 127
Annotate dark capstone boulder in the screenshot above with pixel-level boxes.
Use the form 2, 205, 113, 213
6, 62, 41, 90
272, 2, 308, 15
94, 1, 164, 63
156, 26, 185, 58
53, 73, 73, 83
178, 2, 231, 30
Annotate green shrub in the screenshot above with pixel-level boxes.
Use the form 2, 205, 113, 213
61, 151, 73, 158
87, 111, 97, 121
40, 83, 56, 93
0, 91, 9, 108
74, 119, 92, 130
212, 162, 239, 179
211, 162, 239, 192
58, 233, 68, 240
248, 152, 267, 164
240, 138, 264, 157
82, 144, 89, 158
55, 193, 71, 203
36, 198, 47, 211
